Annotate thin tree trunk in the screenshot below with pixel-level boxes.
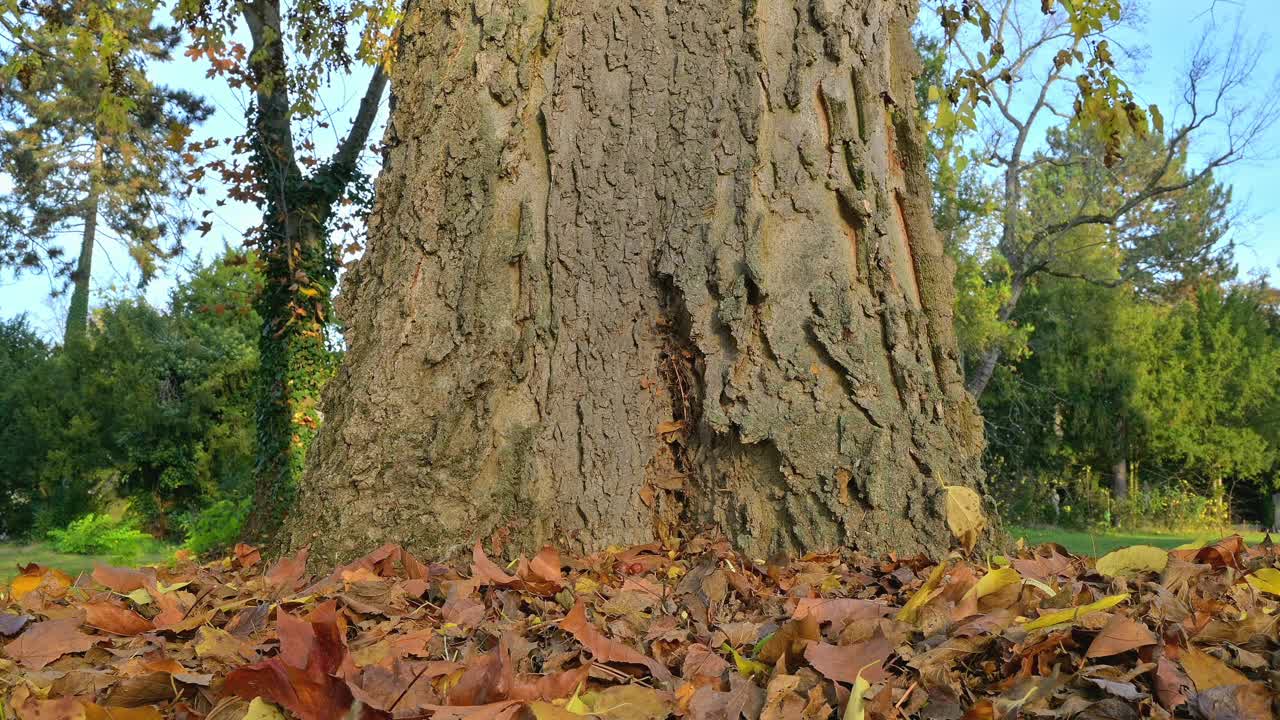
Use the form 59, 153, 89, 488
1111, 416, 1128, 503
238, 0, 387, 542
65, 142, 102, 345
965, 273, 1025, 398
245, 211, 337, 539
288, 0, 988, 563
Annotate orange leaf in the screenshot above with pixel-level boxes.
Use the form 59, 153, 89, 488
234, 543, 262, 569
83, 703, 165, 720
266, 546, 310, 595
561, 599, 672, 682
84, 601, 155, 636
92, 563, 153, 593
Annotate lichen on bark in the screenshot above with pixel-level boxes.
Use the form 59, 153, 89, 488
286, 0, 989, 565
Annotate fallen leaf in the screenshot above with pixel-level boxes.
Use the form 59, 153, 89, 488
196, 625, 247, 662
266, 547, 310, 595
561, 599, 672, 682
83, 601, 155, 636
1095, 545, 1169, 577
242, 698, 287, 720
84, 701, 161, 719
757, 614, 820, 666
804, 629, 892, 684
92, 564, 152, 593
11, 564, 73, 601
897, 562, 946, 625
1244, 567, 1280, 596
1085, 614, 1156, 657
580, 685, 674, 719
1022, 593, 1128, 631
1192, 682, 1272, 720
1180, 648, 1250, 691
5, 617, 97, 669
943, 485, 985, 551
842, 668, 873, 720
0, 612, 31, 636
722, 642, 769, 678
234, 543, 261, 569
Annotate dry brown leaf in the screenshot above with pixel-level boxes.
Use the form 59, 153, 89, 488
802, 629, 892, 684
5, 617, 97, 669
1085, 614, 1156, 657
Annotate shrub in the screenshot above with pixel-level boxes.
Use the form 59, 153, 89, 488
1114, 484, 1231, 532
180, 498, 250, 556
47, 513, 158, 561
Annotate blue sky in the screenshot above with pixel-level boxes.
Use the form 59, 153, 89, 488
2, 0, 1278, 338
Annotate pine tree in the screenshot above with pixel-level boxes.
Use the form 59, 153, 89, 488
0, 0, 210, 344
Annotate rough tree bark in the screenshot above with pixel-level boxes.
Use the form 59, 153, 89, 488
286, 0, 988, 564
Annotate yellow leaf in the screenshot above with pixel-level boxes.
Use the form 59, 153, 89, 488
896, 561, 946, 625
1094, 545, 1168, 577
574, 577, 599, 595
943, 485, 985, 551
842, 665, 874, 720
970, 567, 1021, 600
1245, 568, 1280, 596
1022, 593, 1128, 631
564, 685, 589, 715
10, 574, 42, 601
722, 643, 769, 678
125, 588, 152, 606
1180, 648, 1249, 691
242, 698, 287, 720
580, 685, 673, 720
155, 580, 190, 594
10, 566, 72, 601
529, 701, 582, 720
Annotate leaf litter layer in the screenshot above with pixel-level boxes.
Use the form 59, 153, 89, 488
2, 535, 1278, 720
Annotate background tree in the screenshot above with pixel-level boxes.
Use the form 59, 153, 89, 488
927, 0, 1277, 396
0, 316, 51, 536
0, 0, 210, 343
1135, 284, 1280, 498
0, 251, 262, 540
173, 0, 395, 539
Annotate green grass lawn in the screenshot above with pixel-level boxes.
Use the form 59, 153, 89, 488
1007, 525, 1271, 556
0, 542, 173, 582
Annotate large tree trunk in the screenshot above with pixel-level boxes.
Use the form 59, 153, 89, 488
286, 0, 987, 564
